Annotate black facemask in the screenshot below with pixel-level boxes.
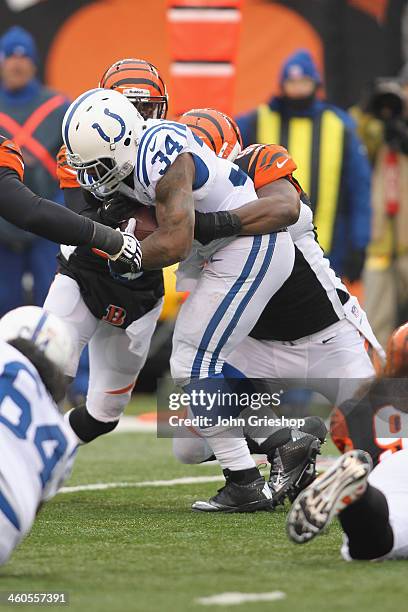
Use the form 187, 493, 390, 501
280, 92, 316, 112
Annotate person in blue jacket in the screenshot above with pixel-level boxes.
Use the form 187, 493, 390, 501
0, 26, 69, 310
237, 49, 372, 282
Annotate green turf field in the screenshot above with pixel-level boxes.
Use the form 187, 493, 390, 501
1, 405, 407, 612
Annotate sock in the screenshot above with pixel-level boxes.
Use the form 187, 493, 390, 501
185, 378, 256, 470
68, 405, 119, 443
199, 430, 256, 471
223, 467, 261, 485
339, 484, 394, 560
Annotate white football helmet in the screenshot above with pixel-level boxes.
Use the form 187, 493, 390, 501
62, 88, 145, 196
0, 306, 74, 373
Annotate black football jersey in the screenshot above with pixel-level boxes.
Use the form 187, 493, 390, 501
331, 378, 408, 466
235, 145, 349, 341
58, 187, 164, 329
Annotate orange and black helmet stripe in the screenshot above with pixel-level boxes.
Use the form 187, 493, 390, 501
99, 58, 168, 119
178, 108, 242, 160
99, 58, 167, 97
385, 322, 408, 377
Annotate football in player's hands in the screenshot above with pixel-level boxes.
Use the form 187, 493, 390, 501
120, 205, 158, 240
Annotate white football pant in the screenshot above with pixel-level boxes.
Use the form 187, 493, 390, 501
170, 232, 294, 471
44, 274, 162, 422
173, 319, 375, 466
170, 232, 294, 381
228, 319, 375, 405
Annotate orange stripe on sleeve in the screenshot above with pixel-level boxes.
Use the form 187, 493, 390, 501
56, 144, 79, 189
0, 137, 24, 181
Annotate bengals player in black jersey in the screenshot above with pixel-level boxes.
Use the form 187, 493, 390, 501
45, 60, 170, 445
174, 108, 381, 513
287, 324, 408, 560
331, 322, 408, 467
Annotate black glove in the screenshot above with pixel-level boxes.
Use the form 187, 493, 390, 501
343, 248, 366, 283
194, 210, 242, 245
98, 193, 137, 227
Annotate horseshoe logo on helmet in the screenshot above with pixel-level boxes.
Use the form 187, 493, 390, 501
92, 108, 126, 143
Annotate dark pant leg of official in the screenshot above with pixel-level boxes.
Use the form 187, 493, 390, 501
0, 244, 25, 316
68, 346, 90, 406
29, 237, 59, 306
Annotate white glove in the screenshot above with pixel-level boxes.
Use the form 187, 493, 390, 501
109, 219, 143, 273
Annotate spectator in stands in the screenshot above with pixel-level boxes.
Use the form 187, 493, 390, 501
355, 66, 408, 346
0, 26, 69, 314
237, 49, 372, 284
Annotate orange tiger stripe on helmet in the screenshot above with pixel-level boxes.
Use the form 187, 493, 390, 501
178, 108, 242, 161
99, 58, 168, 119
385, 322, 408, 377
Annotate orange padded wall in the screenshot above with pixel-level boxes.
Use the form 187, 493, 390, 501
167, 0, 243, 115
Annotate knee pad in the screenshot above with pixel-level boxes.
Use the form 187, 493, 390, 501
68, 406, 119, 443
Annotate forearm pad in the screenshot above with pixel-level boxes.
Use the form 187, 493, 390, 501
194, 210, 242, 245
90, 221, 123, 256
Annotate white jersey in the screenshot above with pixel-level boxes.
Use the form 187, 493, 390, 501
132, 120, 257, 212
0, 341, 77, 535
128, 119, 262, 290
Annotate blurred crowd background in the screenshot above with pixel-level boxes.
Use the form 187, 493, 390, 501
0, 0, 407, 402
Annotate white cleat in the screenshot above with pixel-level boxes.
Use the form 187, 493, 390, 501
286, 450, 373, 544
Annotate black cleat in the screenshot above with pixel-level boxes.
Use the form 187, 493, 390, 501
268, 431, 322, 506
300, 416, 327, 444
192, 470, 274, 513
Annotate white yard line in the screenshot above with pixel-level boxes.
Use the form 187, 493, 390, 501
115, 416, 156, 433
196, 591, 286, 606
59, 455, 337, 494
59, 475, 225, 494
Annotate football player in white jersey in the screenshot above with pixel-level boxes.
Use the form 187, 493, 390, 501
171, 109, 381, 511
48, 63, 298, 449
62, 88, 296, 511
0, 306, 78, 566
